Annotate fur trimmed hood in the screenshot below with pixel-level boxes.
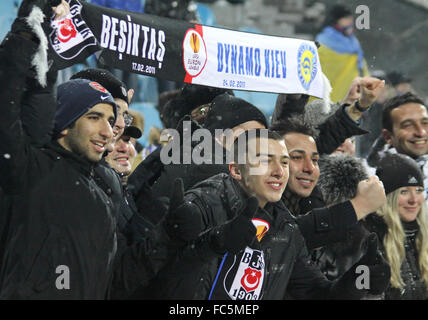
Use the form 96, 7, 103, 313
304, 99, 340, 131
318, 154, 369, 206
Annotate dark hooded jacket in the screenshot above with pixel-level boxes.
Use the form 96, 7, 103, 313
0, 25, 58, 275
0, 31, 166, 299
310, 155, 371, 280
281, 187, 359, 250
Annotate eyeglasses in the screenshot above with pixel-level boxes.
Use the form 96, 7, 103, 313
123, 113, 134, 127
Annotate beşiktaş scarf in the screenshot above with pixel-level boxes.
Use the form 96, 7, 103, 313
45, 0, 331, 100
208, 206, 274, 300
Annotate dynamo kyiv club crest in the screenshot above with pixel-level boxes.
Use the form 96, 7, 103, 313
297, 43, 318, 91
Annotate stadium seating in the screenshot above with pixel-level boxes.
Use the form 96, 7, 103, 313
130, 102, 163, 147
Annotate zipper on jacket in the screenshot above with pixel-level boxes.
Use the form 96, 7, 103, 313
259, 247, 272, 299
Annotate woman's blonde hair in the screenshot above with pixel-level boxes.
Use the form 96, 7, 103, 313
377, 188, 428, 289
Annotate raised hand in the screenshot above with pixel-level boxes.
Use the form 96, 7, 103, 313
163, 178, 203, 243
351, 175, 386, 220
209, 197, 259, 254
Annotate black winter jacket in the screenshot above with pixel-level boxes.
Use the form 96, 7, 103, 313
0, 141, 119, 298
282, 187, 359, 250
150, 173, 366, 300
137, 135, 359, 251
362, 214, 428, 300
0, 32, 165, 299
315, 105, 368, 155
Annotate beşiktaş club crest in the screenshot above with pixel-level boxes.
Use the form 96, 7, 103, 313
224, 247, 265, 300
49, 0, 97, 60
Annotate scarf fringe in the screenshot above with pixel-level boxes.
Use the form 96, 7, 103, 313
26, 6, 48, 87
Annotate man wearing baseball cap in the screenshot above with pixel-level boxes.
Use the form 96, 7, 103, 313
105, 124, 145, 244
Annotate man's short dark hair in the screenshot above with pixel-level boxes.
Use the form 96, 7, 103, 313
270, 115, 318, 139
232, 129, 283, 165
382, 92, 426, 132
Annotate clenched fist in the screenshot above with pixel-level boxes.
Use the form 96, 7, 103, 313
358, 77, 386, 109
351, 175, 386, 220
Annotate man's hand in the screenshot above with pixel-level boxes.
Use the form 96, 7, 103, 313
52, 0, 71, 20
11, 0, 61, 44
209, 197, 258, 254
358, 77, 386, 109
127, 89, 135, 104
350, 175, 386, 220
341, 77, 363, 106
163, 178, 203, 243
341, 77, 385, 121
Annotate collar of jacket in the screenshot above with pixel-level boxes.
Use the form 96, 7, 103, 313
382, 145, 428, 164
47, 140, 97, 177
281, 188, 302, 216
361, 213, 388, 241
223, 175, 250, 214
402, 219, 420, 238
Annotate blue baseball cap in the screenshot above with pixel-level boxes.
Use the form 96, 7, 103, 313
54, 79, 117, 137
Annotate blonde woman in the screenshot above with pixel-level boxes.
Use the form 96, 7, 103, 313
363, 153, 428, 299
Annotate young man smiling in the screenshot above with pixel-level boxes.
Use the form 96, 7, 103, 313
55, 83, 116, 161
271, 117, 386, 250
381, 92, 428, 159
148, 129, 390, 300
0, 78, 174, 299
368, 92, 428, 202
229, 130, 289, 208
0, 78, 123, 298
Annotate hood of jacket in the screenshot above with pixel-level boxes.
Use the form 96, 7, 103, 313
318, 154, 369, 206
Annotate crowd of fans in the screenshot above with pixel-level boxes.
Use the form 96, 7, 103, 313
0, 0, 427, 300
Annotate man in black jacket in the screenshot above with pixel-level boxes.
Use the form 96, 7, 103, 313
0, 0, 60, 274
70, 68, 150, 243
0, 2, 174, 296
271, 117, 386, 250
150, 129, 390, 299
0, 1, 219, 298
0, 72, 119, 298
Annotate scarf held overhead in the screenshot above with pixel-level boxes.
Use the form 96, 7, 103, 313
47, 0, 329, 98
